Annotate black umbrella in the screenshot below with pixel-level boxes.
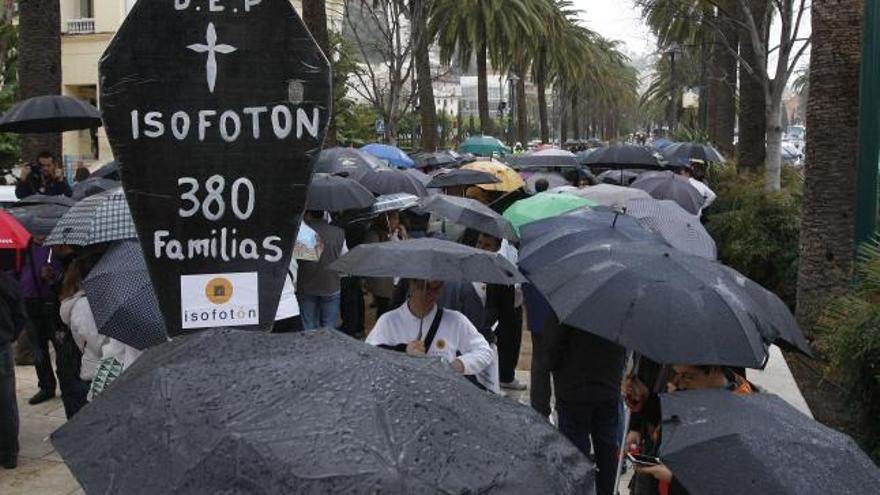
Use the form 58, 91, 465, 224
426, 168, 501, 189
661, 142, 725, 167
508, 153, 580, 169
411, 150, 459, 169
314, 147, 387, 179
330, 237, 526, 284
15, 194, 76, 207
71, 177, 121, 201
0, 95, 102, 133
7, 203, 71, 237
583, 145, 665, 170
659, 390, 880, 495
597, 169, 642, 186
630, 171, 705, 215
348, 193, 420, 223
418, 194, 518, 241
52, 329, 595, 494
306, 174, 376, 212
623, 199, 717, 260
517, 209, 661, 274
82, 240, 167, 350
404, 167, 432, 186
90, 161, 121, 180
359, 168, 429, 197
525, 241, 771, 367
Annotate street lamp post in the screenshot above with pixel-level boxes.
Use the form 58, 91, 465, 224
666, 42, 682, 134
508, 73, 520, 147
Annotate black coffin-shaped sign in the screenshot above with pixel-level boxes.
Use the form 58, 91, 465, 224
100, 0, 331, 336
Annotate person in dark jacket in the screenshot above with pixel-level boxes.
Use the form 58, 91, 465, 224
15, 152, 72, 199
296, 211, 347, 330
0, 266, 27, 469
543, 313, 626, 495
21, 239, 63, 405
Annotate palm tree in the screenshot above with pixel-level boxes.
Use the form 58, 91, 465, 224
736, 0, 767, 172
430, 0, 543, 137
18, 0, 61, 162
411, 0, 438, 151
795, 0, 863, 333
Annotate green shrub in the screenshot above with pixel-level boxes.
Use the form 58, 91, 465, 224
816, 239, 880, 461
702, 164, 803, 307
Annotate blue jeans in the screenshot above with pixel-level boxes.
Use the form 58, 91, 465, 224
557, 399, 621, 495
0, 343, 19, 463
298, 293, 341, 331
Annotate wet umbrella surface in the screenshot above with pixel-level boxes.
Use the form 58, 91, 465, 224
659, 390, 880, 495
52, 329, 595, 494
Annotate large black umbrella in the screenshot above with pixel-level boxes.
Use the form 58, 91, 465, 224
0, 95, 102, 133
411, 150, 459, 169
15, 194, 76, 207
314, 147, 387, 179
426, 168, 501, 189
659, 390, 880, 495
82, 240, 167, 350
597, 169, 642, 186
330, 237, 525, 285
583, 145, 665, 170
71, 177, 121, 201
517, 209, 661, 274
630, 171, 705, 215
90, 161, 121, 180
661, 142, 725, 168
306, 174, 376, 212
418, 194, 518, 241
623, 198, 717, 260
52, 329, 594, 494
7, 202, 71, 237
525, 241, 774, 367
359, 168, 429, 197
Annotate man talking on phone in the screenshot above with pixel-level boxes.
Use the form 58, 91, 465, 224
15, 151, 72, 199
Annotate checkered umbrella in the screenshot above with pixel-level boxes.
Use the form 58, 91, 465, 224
44, 187, 136, 246
83, 240, 167, 350
624, 198, 717, 260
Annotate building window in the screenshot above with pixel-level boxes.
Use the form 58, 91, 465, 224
79, 0, 94, 18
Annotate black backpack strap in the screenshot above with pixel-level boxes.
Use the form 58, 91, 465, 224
422, 307, 444, 351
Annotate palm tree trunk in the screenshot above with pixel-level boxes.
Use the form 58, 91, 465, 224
796, 0, 863, 333
412, 0, 437, 151
736, 0, 767, 171
536, 52, 549, 143
302, 0, 335, 147
18, 0, 61, 162
516, 73, 527, 145
476, 40, 493, 136
559, 90, 568, 144
709, 3, 737, 156
570, 94, 579, 141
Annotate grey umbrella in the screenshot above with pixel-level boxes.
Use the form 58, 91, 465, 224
90, 161, 121, 180
659, 390, 880, 495
359, 168, 429, 197
524, 172, 570, 194
8, 203, 71, 237
305, 174, 376, 212
525, 241, 772, 367
597, 169, 642, 186
418, 194, 518, 241
573, 184, 651, 207
0, 95, 102, 133
82, 240, 167, 350
583, 145, 665, 170
426, 169, 501, 189
348, 193, 420, 223
314, 147, 387, 179
623, 198, 717, 260
44, 187, 136, 246
661, 141, 725, 167
15, 194, 76, 207
330, 237, 526, 284
630, 171, 705, 215
52, 329, 595, 494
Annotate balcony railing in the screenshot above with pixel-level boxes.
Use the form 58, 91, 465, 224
66, 18, 95, 35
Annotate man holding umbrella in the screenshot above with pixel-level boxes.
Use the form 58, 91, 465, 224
296, 211, 348, 331
366, 278, 494, 390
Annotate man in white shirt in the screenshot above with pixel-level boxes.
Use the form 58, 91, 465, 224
366, 279, 495, 390
678, 161, 716, 214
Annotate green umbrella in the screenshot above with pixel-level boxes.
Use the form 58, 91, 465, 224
459, 135, 510, 157
503, 193, 597, 233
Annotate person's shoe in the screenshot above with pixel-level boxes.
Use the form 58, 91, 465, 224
1, 456, 17, 469
500, 379, 527, 391
28, 389, 55, 405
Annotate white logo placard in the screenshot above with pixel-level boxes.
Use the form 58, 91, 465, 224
181, 272, 259, 329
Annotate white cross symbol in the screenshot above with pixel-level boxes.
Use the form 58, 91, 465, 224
187, 22, 237, 93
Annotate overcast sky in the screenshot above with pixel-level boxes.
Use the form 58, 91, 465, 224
574, 0, 656, 57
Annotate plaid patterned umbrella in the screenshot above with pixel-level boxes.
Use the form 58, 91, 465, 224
44, 187, 136, 246
624, 198, 717, 260
83, 240, 167, 350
